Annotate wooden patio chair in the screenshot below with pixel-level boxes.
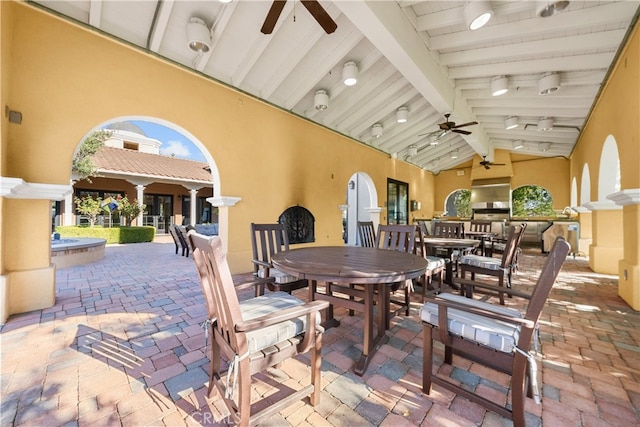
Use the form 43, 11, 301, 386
170, 224, 190, 257
467, 220, 493, 255
375, 224, 417, 323
432, 221, 466, 274
421, 237, 570, 427
413, 227, 446, 301
250, 223, 308, 295
357, 221, 376, 247
458, 223, 527, 305
188, 231, 329, 427
168, 224, 182, 255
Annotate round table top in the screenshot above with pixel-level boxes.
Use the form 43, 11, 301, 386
422, 237, 480, 249
271, 246, 427, 284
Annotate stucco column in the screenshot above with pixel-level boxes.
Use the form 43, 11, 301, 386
190, 189, 198, 225
207, 196, 241, 271
365, 207, 384, 231
64, 185, 74, 226
584, 200, 623, 275
608, 189, 640, 310
136, 185, 146, 226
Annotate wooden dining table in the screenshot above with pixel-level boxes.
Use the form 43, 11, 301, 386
422, 237, 480, 286
271, 246, 427, 376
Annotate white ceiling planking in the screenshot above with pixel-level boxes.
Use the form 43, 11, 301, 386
30, 0, 639, 172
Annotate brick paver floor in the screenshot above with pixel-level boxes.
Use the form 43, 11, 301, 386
1, 236, 639, 426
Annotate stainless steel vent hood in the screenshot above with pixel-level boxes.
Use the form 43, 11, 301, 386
471, 178, 511, 210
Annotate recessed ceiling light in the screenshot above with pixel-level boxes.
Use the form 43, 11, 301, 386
396, 107, 408, 123
538, 72, 561, 95
342, 61, 358, 86
464, 0, 493, 30
504, 116, 519, 130
314, 89, 329, 110
372, 123, 383, 138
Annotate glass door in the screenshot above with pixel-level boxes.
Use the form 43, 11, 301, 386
387, 179, 409, 224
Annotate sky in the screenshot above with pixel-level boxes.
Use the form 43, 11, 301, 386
130, 120, 207, 163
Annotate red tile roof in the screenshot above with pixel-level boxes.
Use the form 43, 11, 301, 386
93, 146, 212, 183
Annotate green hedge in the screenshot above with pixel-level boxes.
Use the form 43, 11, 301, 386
55, 226, 155, 244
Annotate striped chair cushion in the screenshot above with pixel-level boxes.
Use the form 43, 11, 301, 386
460, 254, 504, 271
420, 293, 522, 353
241, 291, 319, 353
426, 256, 446, 270
257, 267, 300, 284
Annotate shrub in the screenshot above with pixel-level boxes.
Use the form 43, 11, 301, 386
56, 226, 155, 244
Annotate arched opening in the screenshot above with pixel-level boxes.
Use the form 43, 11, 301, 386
599, 135, 621, 200
444, 189, 471, 218
60, 116, 219, 235
571, 177, 578, 207
511, 185, 554, 217
345, 172, 378, 245
580, 163, 591, 206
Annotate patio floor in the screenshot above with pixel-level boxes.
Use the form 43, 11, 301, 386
1, 236, 639, 426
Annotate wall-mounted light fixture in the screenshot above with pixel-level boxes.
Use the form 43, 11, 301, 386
314, 89, 329, 110
186, 17, 211, 53
342, 61, 358, 86
537, 117, 554, 131
536, 0, 569, 17
372, 123, 383, 138
464, 0, 493, 30
538, 72, 560, 95
491, 76, 509, 96
504, 116, 519, 130
348, 180, 355, 190
396, 107, 408, 123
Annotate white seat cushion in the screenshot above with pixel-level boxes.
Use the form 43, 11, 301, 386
421, 293, 522, 353
425, 256, 446, 271
241, 291, 318, 353
460, 254, 504, 271
257, 267, 300, 284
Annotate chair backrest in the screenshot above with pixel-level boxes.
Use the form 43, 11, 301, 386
357, 221, 376, 247
375, 224, 417, 254
469, 220, 492, 233
189, 232, 243, 353
524, 236, 570, 327
433, 221, 465, 238
416, 219, 430, 236
498, 223, 527, 267
250, 223, 290, 275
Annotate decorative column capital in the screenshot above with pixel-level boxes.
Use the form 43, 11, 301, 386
607, 189, 640, 206
206, 196, 241, 207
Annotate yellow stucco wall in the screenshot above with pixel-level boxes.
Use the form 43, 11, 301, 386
571, 21, 640, 308
2, 1, 438, 312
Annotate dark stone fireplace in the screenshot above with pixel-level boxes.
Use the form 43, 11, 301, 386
278, 206, 315, 244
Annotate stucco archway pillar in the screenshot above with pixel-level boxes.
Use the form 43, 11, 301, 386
206, 196, 241, 271
584, 200, 623, 275
608, 189, 640, 310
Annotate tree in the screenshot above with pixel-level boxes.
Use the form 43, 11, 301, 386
74, 196, 103, 227
454, 189, 471, 218
72, 130, 112, 182
117, 197, 145, 226
512, 185, 554, 217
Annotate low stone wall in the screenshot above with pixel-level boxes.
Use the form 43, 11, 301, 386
51, 238, 107, 269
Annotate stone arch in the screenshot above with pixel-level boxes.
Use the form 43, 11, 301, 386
76, 115, 221, 197
580, 163, 591, 206
346, 172, 378, 245
571, 177, 578, 207
598, 135, 621, 200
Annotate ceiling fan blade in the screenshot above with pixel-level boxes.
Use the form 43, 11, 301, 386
301, 0, 337, 34
484, 164, 491, 170
452, 129, 472, 135
261, 0, 287, 34
452, 121, 478, 129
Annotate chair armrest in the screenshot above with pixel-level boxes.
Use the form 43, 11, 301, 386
252, 259, 272, 269
425, 295, 535, 329
236, 300, 330, 332
232, 277, 274, 292
455, 278, 532, 300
